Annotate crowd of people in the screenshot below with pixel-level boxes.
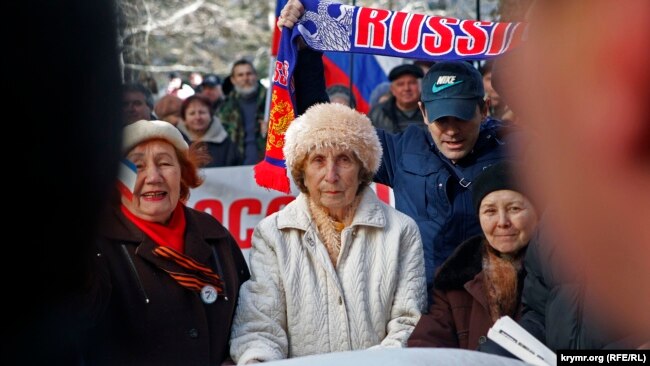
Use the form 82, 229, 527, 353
122, 58, 268, 169
13, 0, 648, 365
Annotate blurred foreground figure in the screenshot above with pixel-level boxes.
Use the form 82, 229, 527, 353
4, 0, 123, 364
498, 0, 650, 337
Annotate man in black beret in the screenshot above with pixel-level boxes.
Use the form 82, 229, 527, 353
368, 63, 425, 133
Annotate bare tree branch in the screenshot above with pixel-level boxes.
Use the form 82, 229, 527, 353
123, 0, 206, 37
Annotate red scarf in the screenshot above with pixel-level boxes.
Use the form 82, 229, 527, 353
121, 202, 187, 253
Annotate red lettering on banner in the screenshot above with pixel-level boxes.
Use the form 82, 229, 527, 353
389, 12, 425, 53
229, 199, 262, 249
354, 8, 391, 49
194, 199, 223, 223
456, 20, 489, 55
266, 196, 296, 216
422, 17, 456, 56
485, 22, 510, 55
192, 187, 394, 251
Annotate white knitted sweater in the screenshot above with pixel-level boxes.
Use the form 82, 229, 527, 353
230, 189, 427, 364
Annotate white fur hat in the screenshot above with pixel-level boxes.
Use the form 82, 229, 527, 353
283, 103, 382, 175
122, 119, 188, 154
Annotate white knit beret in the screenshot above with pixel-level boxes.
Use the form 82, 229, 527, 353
283, 103, 382, 175
122, 119, 189, 154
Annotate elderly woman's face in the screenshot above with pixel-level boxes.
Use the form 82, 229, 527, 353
121, 140, 182, 224
303, 147, 360, 220
479, 190, 538, 255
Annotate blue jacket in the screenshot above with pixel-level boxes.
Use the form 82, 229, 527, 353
375, 122, 508, 300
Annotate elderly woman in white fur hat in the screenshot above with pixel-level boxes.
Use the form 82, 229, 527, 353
229, 103, 427, 364
85, 120, 250, 366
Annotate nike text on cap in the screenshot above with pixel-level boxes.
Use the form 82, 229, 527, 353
421, 61, 484, 123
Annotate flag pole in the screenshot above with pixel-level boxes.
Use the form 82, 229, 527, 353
349, 0, 356, 110
264, 55, 274, 126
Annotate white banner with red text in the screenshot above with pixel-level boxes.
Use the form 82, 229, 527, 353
187, 165, 394, 262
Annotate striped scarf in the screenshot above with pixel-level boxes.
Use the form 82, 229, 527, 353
153, 245, 224, 294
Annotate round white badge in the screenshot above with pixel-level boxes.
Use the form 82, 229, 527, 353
200, 285, 218, 304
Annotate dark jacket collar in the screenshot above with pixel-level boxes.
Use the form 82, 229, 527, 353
99, 204, 231, 264
434, 235, 485, 291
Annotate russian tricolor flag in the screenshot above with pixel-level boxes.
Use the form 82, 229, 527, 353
271, 0, 399, 114
117, 158, 137, 201
322, 52, 402, 114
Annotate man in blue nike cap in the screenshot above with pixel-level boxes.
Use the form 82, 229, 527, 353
277, 0, 516, 307
375, 60, 512, 306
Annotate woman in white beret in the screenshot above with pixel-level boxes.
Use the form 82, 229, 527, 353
229, 103, 427, 364
84, 120, 250, 366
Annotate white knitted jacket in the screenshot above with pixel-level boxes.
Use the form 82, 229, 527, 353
230, 188, 427, 364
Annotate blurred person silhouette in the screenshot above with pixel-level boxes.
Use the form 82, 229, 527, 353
189, 71, 204, 90
408, 161, 539, 350
84, 120, 250, 365
198, 73, 225, 113
166, 71, 195, 100
138, 73, 159, 98
154, 94, 183, 126
481, 60, 515, 124
414, 60, 435, 75
326, 84, 356, 108
4, 0, 123, 364
219, 59, 268, 165
368, 63, 425, 133
369, 81, 391, 108
123, 82, 156, 125
222, 74, 234, 96
166, 71, 182, 94
230, 103, 426, 364
479, 0, 650, 352
177, 94, 241, 167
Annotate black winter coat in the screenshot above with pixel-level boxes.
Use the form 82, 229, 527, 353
82, 205, 250, 366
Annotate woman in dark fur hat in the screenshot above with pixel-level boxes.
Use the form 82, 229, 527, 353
408, 161, 539, 350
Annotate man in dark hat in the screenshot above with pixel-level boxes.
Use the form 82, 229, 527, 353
368, 63, 425, 133
198, 73, 225, 113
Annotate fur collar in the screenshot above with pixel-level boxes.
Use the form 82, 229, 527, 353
434, 235, 485, 291
483, 244, 525, 321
